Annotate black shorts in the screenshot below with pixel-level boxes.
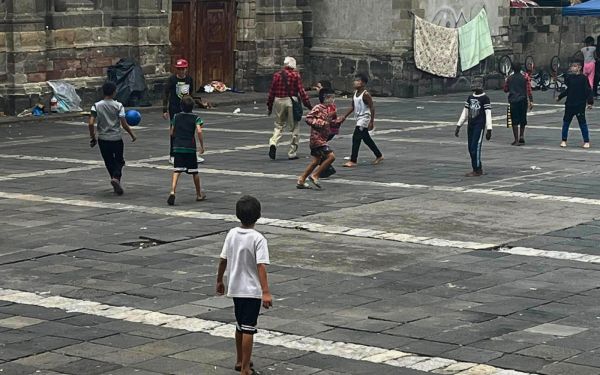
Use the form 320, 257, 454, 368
233, 298, 261, 335
173, 153, 198, 174
310, 145, 333, 158
510, 100, 528, 126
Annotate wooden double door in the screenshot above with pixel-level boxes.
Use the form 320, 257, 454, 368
170, 0, 236, 87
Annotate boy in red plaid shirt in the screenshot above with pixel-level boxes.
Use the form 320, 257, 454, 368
296, 88, 341, 189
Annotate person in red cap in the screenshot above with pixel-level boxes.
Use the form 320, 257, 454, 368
163, 59, 195, 164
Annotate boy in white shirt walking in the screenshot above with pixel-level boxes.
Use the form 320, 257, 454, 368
216, 196, 272, 375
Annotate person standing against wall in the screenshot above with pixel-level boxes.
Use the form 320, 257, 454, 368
266, 57, 312, 160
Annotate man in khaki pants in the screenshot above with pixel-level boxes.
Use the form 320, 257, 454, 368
267, 57, 313, 160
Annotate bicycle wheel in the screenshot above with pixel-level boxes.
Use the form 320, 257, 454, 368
525, 56, 535, 73
498, 55, 512, 76
550, 56, 560, 73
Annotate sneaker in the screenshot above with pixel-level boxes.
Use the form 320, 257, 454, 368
169, 156, 174, 165
269, 145, 276, 160
583, 142, 591, 149
167, 194, 175, 206
111, 178, 124, 195
197, 156, 205, 163
560, 141, 567, 148
519, 138, 525, 145
465, 171, 483, 177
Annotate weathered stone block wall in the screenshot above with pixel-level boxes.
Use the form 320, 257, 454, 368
306, 0, 510, 97
253, 0, 307, 91
236, 0, 258, 91
0, 0, 170, 115
510, 7, 600, 71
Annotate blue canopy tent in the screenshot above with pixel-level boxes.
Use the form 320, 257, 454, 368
562, 0, 600, 16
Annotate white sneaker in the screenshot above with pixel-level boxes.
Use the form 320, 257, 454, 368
169, 156, 174, 165
197, 156, 205, 163
583, 142, 591, 149
560, 141, 567, 148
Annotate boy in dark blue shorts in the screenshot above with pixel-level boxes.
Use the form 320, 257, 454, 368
217, 196, 272, 375
167, 96, 205, 205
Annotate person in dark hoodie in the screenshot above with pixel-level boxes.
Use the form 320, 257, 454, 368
504, 62, 533, 146
557, 62, 594, 149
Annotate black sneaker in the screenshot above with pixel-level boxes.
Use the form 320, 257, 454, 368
167, 194, 176, 206
269, 145, 276, 160
111, 178, 124, 195
320, 166, 336, 179
519, 138, 525, 144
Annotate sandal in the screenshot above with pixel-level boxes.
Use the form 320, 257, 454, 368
296, 181, 312, 189
343, 161, 357, 168
196, 193, 207, 201
308, 175, 322, 189
372, 156, 384, 165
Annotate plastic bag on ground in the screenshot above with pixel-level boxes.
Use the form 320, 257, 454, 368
47, 81, 83, 112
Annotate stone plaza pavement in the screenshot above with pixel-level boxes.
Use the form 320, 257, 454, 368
1, 90, 600, 374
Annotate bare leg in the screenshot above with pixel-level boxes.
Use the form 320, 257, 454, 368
170, 173, 181, 194
235, 330, 243, 370
298, 157, 320, 184
192, 174, 203, 199
311, 153, 336, 179
241, 333, 254, 375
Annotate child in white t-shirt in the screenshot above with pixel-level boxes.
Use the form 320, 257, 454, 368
216, 196, 272, 375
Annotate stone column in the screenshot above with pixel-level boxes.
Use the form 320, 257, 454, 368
236, 0, 258, 90
254, 0, 306, 91
1, 0, 48, 114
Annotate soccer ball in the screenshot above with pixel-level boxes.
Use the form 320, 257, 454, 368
125, 109, 142, 126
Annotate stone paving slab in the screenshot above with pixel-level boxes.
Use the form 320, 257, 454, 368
2, 90, 600, 374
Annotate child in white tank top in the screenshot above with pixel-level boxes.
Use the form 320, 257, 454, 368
340, 73, 383, 167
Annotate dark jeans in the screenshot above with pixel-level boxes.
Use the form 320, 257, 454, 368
594, 62, 600, 95
98, 139, 125, 179
350, 126, 382, 163
562, 105, 590, 142
467, 123, 485, 172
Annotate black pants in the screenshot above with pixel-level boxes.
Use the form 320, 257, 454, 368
98, 139, 125, 180
351, 126, 382, 163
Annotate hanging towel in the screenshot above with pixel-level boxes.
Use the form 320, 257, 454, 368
413, 15, 459, 78
458, 9, 494, 71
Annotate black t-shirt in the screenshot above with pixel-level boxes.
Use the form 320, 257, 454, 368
558, 74, 594, 108
464, 94, 491, 127
165, 75, 193, 114
171, 113, 203, 153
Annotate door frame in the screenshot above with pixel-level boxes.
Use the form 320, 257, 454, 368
170, 0, 237, 86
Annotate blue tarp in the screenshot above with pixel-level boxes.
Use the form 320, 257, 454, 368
563, 0, 600, 16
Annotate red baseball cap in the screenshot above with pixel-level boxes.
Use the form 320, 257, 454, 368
175, 59, 189, 68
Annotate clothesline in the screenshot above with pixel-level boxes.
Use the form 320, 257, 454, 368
412, 9, 495, 76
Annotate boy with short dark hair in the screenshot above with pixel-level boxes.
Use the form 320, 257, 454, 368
163, 59, 193, 164
89, 81, 137, 195
217, 196, 272, 375
340, 73, 384, 167
167, 95, 205, 206
557, 62, 594, 148
297, 88, 338, 189
455, 84, 493, 177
